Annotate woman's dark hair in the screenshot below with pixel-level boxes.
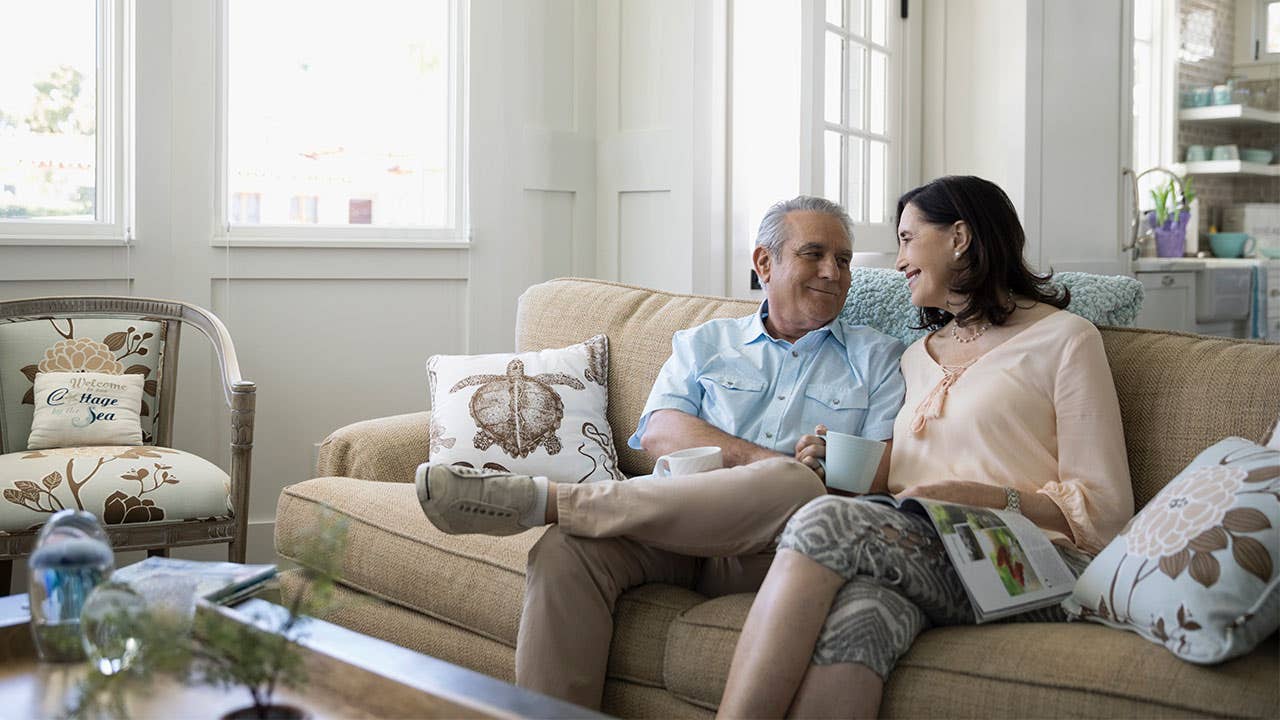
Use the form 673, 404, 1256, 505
896, 175, 1069, 331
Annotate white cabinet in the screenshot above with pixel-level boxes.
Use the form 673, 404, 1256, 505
1135, 271, 1197, 333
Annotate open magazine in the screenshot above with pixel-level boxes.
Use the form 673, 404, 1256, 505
111, 557, 277, 606
861, 494, 1076, 623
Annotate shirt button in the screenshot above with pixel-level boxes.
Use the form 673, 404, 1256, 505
833, 399, 840, 405
777, 395, 785, 401
765, 432, 773, 439
791, 351, 799, 357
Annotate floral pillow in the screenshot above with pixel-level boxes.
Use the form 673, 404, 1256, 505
426, 335, 622, 484
1062, 436, 1280, 664
28, 371, 144, 449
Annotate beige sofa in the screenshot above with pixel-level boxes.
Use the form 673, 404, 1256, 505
276, 277, 1280, 718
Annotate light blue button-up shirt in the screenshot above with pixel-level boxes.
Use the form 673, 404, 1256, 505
628, 301, 907, 455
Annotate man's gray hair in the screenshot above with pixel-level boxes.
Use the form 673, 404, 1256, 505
755, 196, 854, 257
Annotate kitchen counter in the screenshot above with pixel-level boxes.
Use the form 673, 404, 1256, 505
1133, 256, 1276, 272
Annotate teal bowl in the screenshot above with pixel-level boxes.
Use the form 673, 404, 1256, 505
1241, 148, 1274, 165
1260, 247, 1280, 259
1208, 232, 1253, 258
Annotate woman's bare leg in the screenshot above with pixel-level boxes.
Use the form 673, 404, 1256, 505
787, 662, 882, 719
716, 549, 844, 719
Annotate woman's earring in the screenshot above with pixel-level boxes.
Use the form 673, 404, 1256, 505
953, 251, 960, 259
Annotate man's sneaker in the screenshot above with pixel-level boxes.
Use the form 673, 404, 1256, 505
415, 462, 538, 536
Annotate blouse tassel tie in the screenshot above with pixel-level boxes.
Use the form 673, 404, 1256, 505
911, 364, 969, 434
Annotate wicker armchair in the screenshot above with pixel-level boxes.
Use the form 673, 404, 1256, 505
0, 296, 255, 593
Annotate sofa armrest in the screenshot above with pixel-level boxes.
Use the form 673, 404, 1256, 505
316, 411, 430, 483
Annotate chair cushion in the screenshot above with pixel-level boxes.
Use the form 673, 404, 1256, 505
0, 318, 166, 453
0, 446, 230, 533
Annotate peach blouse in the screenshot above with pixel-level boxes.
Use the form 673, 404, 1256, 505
886, 310, 1133, 554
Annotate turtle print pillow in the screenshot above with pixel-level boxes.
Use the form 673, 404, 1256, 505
1062, 436, 1280, 664
425, 335, 623, 483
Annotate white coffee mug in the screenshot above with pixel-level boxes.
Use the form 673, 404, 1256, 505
655, 446, 724, 477
819, 430, 886, 494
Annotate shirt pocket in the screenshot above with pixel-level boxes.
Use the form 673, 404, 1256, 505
700, 371, 767, 394
803, 383, 869, 411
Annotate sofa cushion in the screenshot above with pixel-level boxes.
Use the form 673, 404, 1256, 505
610, 584, 706, 689
1064, 436, 1280, 664
276, 476, 543, 647
426, 335, 623, 483
278, 476, 708, 691
1099, 328, 1280, 510
516, 280, 759, 477
663, 591, 1280, 717
840, 267, 1143, 346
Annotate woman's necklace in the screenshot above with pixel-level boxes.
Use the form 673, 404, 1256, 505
951, 320, 991, 344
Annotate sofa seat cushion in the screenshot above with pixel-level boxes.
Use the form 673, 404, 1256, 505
0, 446, 230, 533
277, 477, 708, 690
664, 593, 1279, 717
276, 476, 543, 647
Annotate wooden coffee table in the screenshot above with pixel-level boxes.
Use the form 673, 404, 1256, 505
0, 592, 604, 719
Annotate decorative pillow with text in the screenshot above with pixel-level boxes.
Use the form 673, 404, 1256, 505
426, 335, 622, 484
1062, 437, 1280, 664
28, 371, 145, 450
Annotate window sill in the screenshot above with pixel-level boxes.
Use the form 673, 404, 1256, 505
210, 230, 472, 250
0, 236, 131, 247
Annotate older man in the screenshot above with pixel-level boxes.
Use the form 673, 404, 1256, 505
416, 196, 906, 709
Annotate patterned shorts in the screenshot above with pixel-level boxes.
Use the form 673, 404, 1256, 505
777, 495, 1093, 679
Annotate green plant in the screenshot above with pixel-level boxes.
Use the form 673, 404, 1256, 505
67, 513, 349, 720
1148, 176, 1196, 227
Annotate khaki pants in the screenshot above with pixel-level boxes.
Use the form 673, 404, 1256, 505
515, 456, 825, 709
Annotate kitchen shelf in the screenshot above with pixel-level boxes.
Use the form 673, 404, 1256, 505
1178, 104, 1280, 127
1173, 160, 1280, 177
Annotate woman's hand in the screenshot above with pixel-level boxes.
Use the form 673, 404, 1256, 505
794, 424, 828, 480
897, 479, 1006, 509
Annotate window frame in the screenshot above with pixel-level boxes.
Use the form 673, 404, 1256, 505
1130, 0, 1178, 173
1257, 0, 1280, 60
0, 0, 134, 246
212, 0, 469, 248
801, 0, 921, 254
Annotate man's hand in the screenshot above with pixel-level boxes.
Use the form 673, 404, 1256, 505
794, 424, 828, 480
897, 479, 1005, 509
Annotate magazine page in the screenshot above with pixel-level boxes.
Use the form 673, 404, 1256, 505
112, 557, 277, 604
901, 498, 1076, 622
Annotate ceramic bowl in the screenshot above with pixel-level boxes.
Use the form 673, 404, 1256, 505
1208, 233, 1255, 258
1186, 145, 1210, 162
1241, 148, 1274, 165
1259, 247, 1280, 259
1211, 145, 1240, 161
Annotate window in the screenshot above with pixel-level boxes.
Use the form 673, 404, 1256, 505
289, 195, 318, 224
1262, 0, 1280, 58
219, 0, 465, 244
1131, 0, 1175, 176
806, 0, 917, 252
0, 0, 132, 243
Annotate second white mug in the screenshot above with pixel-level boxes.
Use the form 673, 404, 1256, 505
655, 446, 724, 477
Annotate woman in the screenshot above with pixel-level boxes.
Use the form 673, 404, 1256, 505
717, 176, 1133, 719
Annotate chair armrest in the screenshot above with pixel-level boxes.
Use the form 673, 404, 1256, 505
316, 411, 431, 483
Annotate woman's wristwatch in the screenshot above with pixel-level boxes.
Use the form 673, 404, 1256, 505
1003, 487, 1022, 513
